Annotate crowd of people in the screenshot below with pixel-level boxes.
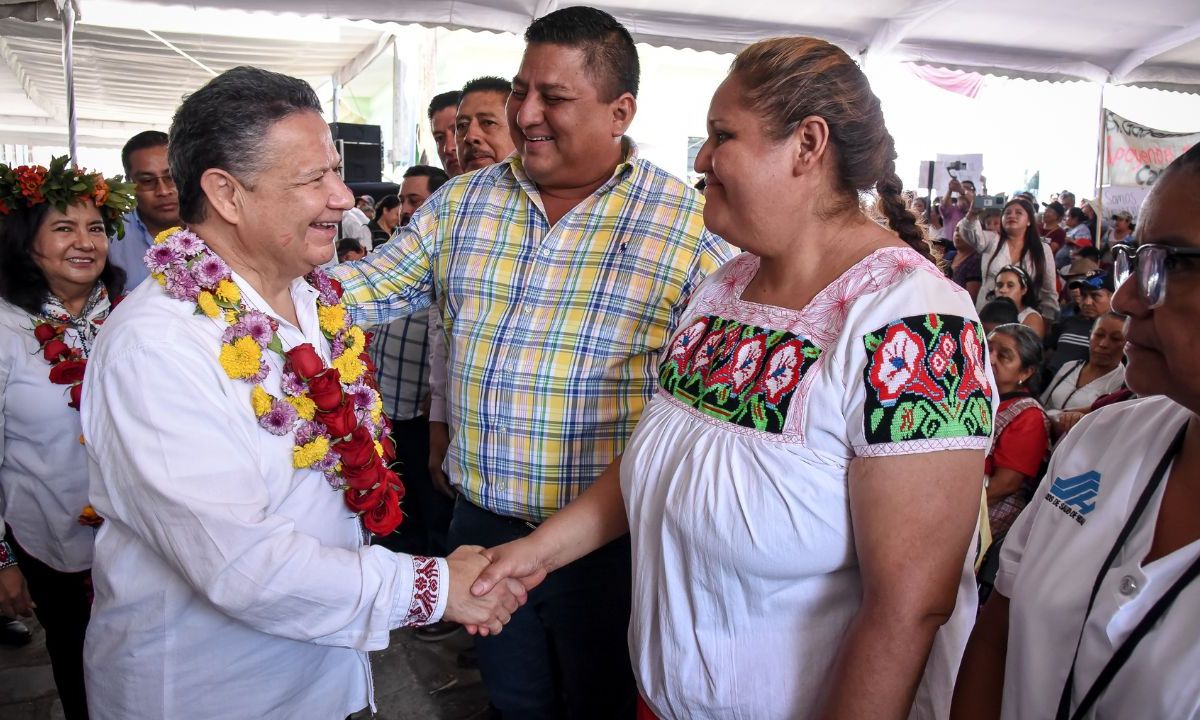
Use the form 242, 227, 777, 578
0, 5, 1197, 720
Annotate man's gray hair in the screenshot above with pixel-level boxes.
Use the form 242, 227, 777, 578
169, 66, 322, 224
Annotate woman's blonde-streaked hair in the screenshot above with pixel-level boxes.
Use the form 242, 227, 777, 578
730, 37, 932, 263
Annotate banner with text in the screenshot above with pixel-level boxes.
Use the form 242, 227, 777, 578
1104, 110, 1200, 187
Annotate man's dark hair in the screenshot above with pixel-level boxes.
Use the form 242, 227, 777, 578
524, 6, 639, 100
169, 66, 322, 224
461, 76, 513, 99
403, 164, 450, 194
978, 296, 1020, 325
1077, 245, 1101, 262
336, 238, 364, 256
427, 91, 462, 122
121, 130, 169, 176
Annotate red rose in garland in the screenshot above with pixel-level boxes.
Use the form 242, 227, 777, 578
363, 487, 404, 535
334, 426, 376, 468
344, 482, 388, 513
42, 338, 70, 362
68, 383, 83, 410
49, 359, 86, 385
341, 455, 387, 491
318, 402, 358, 439
306, 370, 344, 411
34, 323, 60, 344
285, 343, 325, 381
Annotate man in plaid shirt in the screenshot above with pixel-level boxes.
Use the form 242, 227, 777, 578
333, 7, 731, 717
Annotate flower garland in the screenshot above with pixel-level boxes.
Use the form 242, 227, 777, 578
148, 228, 404, 535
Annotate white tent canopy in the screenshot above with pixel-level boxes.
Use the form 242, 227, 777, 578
133, 0, 1200, 87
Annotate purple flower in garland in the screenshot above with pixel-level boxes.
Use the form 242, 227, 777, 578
249, 359, 270, 384
241, 311, 275, 346
294, 419, 324, 446
315, 448, 340, 474
258, 399, 298, 436
330, 333, 346, 359
194, 254, 232, 287
307, 269, 339, 305
144, 244, 182, 273
281, 371, 306, 397
346, 382, 375, 410
165, 270, 201, 301
168, 230, 204, 256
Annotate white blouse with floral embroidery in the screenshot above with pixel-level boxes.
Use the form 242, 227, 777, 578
621, 247, 998, 720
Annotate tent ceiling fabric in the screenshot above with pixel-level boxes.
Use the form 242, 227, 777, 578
0, 6, 388, 147
116, 0, 1200, 88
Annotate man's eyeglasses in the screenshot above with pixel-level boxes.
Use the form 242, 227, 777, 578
134, 174, 175, 192
1113, 243, 1200, 309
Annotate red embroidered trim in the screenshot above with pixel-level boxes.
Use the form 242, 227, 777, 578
0, 540, 16, 570
404, 555, 441, 626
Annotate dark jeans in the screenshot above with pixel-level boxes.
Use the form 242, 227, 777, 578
375, 415, 454, 556
448, 498, 636, 720
10, 534, 91, 720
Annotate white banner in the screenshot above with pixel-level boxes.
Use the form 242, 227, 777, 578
1100, 185, 1150, 221
1104, 110, 1200, 187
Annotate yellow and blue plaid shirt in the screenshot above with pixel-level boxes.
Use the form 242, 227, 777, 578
333, 142, 733, 522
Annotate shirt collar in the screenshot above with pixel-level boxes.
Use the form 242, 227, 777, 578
506, 136, 639, 202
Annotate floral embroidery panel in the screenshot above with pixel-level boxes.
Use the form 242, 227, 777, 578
659, 315, 822, 434
862, 314, 993, 444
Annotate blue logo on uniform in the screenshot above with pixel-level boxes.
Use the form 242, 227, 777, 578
1045, 471, 1101, 526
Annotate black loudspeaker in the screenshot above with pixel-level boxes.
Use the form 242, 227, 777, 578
329, 122, 382, 183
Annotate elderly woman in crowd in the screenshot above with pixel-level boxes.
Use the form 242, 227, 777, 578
0, 158, 134, 720
962, 198, 1058, 322
984, 324, 1049, 539
1065, 206, 1092, 246
473, 36, 995, 720
991, 265, 1045, 337
1041, 311, 1127, 437
952, 140, 1200, 720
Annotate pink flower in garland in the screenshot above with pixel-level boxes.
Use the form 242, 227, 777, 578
195, 254, 231, 287
346, 382, 375, 410
145, 244, 182, 273
294, 419, 325, 446
167, 230, 204, 256
165, 271, 201, 301
259, 399, 299, 435
281, 371, 306, 397
240, 311, 275, 346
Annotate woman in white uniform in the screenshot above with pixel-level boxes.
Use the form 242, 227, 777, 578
472, 37, 996, 720
952, 142, 1200, 719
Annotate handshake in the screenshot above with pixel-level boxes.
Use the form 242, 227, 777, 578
437, 539, 548, 636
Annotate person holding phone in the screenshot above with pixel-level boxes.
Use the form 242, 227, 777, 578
940, 176, 975, 244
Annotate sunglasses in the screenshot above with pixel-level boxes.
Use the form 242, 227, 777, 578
1113, 243, 1200, 309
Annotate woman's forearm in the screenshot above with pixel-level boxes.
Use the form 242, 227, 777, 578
531, 455, 630, 573
817, 599, 950, 720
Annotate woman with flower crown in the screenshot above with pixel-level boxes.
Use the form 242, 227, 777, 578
0, 156, 135, 720
78, 67, 525, 720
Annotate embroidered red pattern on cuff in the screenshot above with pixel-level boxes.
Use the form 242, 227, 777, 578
404, 555, 441, 626
0, 540, 17, 570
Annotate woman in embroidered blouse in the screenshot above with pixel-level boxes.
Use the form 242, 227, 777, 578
0, 161, 131, 720
984, 324, 1049, 539
472, 37, 995, 720
990, 265, 1045, 338
963, 198, 1058, 322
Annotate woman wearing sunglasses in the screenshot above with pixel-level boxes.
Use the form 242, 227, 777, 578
952, 143, 1200, 719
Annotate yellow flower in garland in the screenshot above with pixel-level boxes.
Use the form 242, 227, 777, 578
153, 272, 167, 287
216, 279, 240, 304
250, 385, 272, 416
224, 310, 238, 325
153, 227, 179, 245
197, 291, 220, 318
347, 325, 366, 355
293, 436, 330, 469
374, 440, 385, 459
286, 394, 317, 421
370, 395, 384, 426
331, 350, 365, 384
219, 336, 262, 379
318, 304, 346, 335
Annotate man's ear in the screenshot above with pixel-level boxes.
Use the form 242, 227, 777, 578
199, 169, 244, 225
610, 93, 637, 138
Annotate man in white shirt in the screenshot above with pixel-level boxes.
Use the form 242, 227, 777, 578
81, 66, 524, 720
341, 196, 373, 249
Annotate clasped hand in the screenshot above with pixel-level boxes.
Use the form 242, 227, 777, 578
440, 540, 550, 636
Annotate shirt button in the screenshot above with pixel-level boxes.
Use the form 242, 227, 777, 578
522, 306, 533, 315
1119, 575, 1139, 596
494, 480, 508, 493
496, 423, 507, 433
540, 247, 551, 256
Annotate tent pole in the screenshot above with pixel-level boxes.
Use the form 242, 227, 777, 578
61, 0, 77, 166
1093, 83, 1107, 248
331, 76, 340, 124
